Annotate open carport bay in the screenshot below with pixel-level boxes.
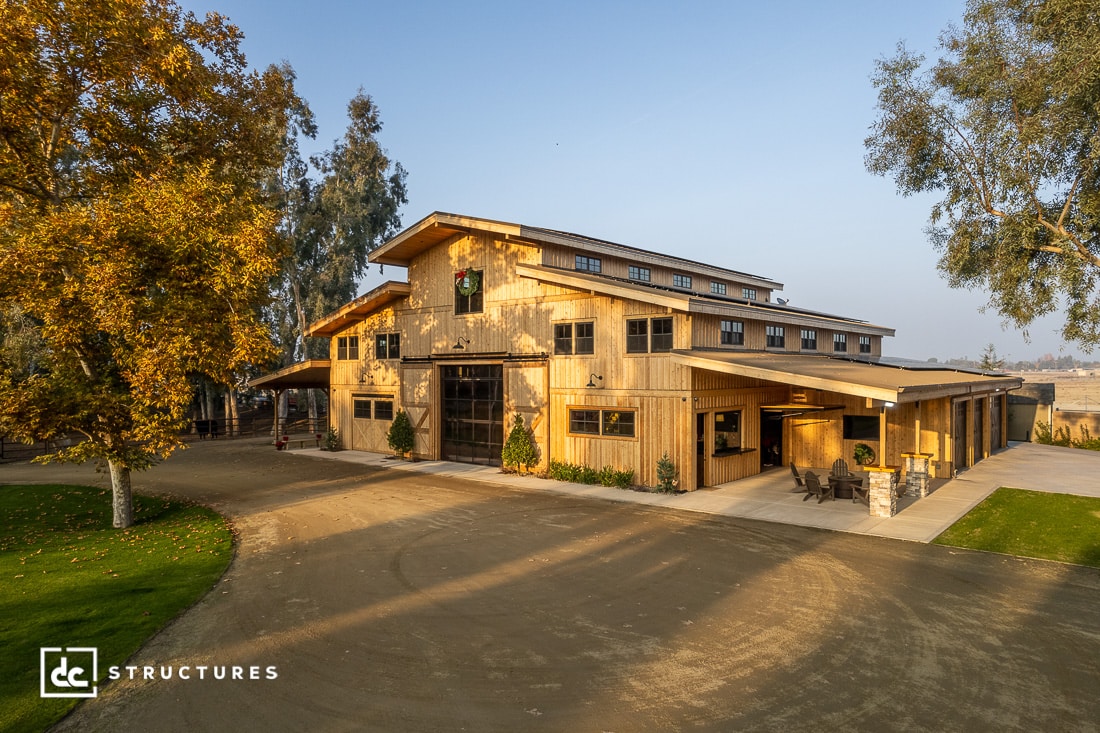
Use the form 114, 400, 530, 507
7, 439, 1098, 732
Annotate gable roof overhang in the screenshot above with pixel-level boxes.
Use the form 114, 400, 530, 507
368, 212, 782, 291
516, 264, 894, 337
304, 281, 411, 337
671, 350, 1021, 404
248, 360, 332, 391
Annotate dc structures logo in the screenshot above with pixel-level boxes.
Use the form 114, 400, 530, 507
40, 647, 98, 698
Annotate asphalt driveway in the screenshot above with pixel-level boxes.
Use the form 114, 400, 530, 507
8, 439, 1100, 732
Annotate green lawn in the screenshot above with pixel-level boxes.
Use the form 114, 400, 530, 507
933, 487, 1100, 568
0, 484, 233, 733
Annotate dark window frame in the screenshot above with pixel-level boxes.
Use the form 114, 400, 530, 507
575, 255, 602, 273
801, 329, 817, 351
720, 319, 744, 346
601, 410, 636, 437
628, 265, 651, 282
574, 321, 594, 354
766, 325, 785, 349
568, 409, 601, 435
375, 332, 401, 360
673, 273, 692, 289
455, 269, 484, 315
742, 287, 757, 300
568, 407, 638, 439
337, 335, 359, 360
710, 281, 727, 295
859, 335, 872, 354
554, 323, 573, 355
626, 319, 649, 353
650, 317, 673, 352
352, 394, 394, 421
833, 333, 848, 353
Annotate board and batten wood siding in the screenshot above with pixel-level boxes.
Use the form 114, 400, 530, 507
541, 247, 772, 302
402, 233, 549, 356
504, 362, 549, 469
692, 384, 789, 485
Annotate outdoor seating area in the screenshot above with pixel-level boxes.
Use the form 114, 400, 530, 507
790, 461, 904, 510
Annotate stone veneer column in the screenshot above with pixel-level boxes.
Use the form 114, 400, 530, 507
863, 465, 900, 518
901, 452, 933, 498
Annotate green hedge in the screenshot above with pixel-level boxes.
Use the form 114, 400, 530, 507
547, 460, 634, 489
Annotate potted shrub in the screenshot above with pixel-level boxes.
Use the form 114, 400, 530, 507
386, 409, 415, 459
853, 442, 875, 466
501, 415, 539, 473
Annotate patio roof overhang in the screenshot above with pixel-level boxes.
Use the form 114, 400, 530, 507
248, 360, 331, 391
671, 350, 1021, 404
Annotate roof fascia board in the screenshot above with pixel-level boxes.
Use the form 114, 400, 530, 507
515, 264, 689, 311
670, 351, 901, 402
898, 378, 1022, 402
519, 225, 782, 290
688, 298, 896, 337
305, 281, 411, 337
368, 212, 524, 266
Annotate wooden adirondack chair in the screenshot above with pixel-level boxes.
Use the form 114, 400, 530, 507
802, 471, 835, 503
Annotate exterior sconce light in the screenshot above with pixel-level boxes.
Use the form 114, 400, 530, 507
453, 337, 470, 350
586, 374, 603, 388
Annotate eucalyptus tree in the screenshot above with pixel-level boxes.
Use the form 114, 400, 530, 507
270, 91, 407, 424
865, 0, 1100, 348
0, 0, 304, 527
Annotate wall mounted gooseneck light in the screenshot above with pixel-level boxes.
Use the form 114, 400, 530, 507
452, 336, 470, 350
586, 374, 603, 388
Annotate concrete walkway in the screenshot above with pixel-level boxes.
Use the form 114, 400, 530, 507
292, 440, 1099, 543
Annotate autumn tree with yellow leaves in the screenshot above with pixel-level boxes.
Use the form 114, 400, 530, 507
0, 0, 305, 527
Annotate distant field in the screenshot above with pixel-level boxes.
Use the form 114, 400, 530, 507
1013, 372, 1100, 411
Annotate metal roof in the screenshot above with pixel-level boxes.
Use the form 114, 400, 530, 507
671, 350, 1021, 403
248, 360, 331, 390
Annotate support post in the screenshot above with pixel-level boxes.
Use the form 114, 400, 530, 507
901, 452, 932, 498
864, 465, 901, 517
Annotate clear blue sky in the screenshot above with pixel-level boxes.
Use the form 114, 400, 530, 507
179, 0, 1085, 364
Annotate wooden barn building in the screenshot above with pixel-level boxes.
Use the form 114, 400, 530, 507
256, 212, 1020, 491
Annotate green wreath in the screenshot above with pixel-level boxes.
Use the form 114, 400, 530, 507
456, 270, 480, 297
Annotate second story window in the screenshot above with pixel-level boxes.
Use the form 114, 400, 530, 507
375, 333, 400, 360
628, 266, 651, 283
575, 255, 601, 273
651, 317, 673, 351
554, 323, 573, 354
554, 321, 595, 355
710, 281, 727, 295
742, 287, 758, 300
834, 333, 848, 353
626, 319, 648, 353
337, 335, 359, 360
801, 329, 817, 350
860, 335, 872, 354
721, 320, 744, 346
574, 322, 594, 354
455, 269, 484, 315
766, 325, 785, 348
673, 273, 692, 289
627, 317, 673, 353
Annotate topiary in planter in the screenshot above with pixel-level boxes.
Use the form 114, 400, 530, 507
386, 409, 415, 458
501, 414, 539, 472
